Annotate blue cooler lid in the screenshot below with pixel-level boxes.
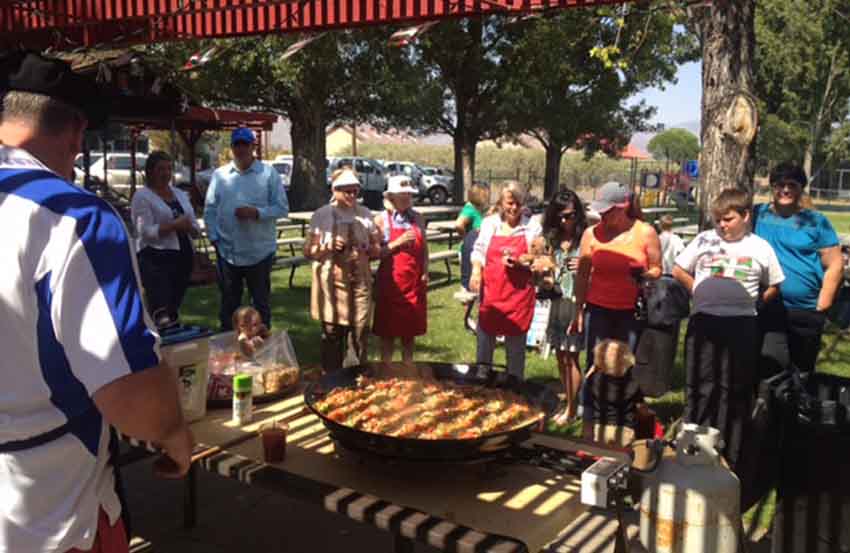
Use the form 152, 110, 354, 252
160, 325, 214, 346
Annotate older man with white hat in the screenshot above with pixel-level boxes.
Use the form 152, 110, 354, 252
304, 168, 382, 371
373, 175, 429, 365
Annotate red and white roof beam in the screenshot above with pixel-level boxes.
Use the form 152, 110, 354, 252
0, 0, 634, 51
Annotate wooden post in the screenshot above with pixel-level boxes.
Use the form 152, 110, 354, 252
129, 128, 138, 198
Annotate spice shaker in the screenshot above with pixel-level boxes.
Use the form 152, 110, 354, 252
232, 373, 253, 425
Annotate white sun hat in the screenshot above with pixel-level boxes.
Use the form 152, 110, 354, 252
384, 175, 419, 196
331, 168, 361, 189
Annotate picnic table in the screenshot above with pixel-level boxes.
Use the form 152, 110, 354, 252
120, 389, 635, 553
641, 207, 677, 217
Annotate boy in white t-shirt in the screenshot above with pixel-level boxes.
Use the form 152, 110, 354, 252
672, 188, 784, 471
658, 214, 685, 275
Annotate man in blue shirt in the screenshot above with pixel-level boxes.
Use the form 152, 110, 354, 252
754, 162, 843, 374
204, 128, 289, 330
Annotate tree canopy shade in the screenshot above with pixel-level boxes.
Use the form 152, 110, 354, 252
498, 6, 695, 198
647, 128, 701, 162
754, 0, 850, 177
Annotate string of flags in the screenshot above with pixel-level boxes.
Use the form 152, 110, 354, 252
181, 46, 220, 71
280, 33, 327, 61
387, 20, 438, 47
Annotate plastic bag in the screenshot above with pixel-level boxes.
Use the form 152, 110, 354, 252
206, 330, 300, 401
246, 330, 301, 395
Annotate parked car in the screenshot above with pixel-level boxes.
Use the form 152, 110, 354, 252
272, 159, 293, 190
384, 161, 424, 190
326, 157, 387, 192
73, 153, 104, 185
89, 153, 195, 192
420, 166, 454, 205
88, 153, 147, 190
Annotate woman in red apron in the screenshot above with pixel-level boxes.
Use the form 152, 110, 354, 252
469, 183, 543, 379
373, 176, 428, 365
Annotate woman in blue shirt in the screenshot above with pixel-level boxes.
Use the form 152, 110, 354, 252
754, 162, 844, 374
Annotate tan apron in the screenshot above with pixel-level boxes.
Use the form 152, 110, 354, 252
310, 207, 373, 328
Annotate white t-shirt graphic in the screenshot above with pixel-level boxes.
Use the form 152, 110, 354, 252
675, 230, 785, 317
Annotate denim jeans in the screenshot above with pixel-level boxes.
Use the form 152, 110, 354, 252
460, 229, 479, 290
216, 252, 274, 330
583, 303, 644, 371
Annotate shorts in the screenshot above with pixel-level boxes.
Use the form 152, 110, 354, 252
546, 296, 582, 352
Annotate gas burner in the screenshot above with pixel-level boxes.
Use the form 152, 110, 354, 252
331, 437, 605, 480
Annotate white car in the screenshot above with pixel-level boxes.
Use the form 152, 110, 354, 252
73, 152, 103, 185
384, 161, 424, 190
89, 153, 193, 191
271, 160, 292, 190
420, 166, 454, 205
88, 153, 147, 190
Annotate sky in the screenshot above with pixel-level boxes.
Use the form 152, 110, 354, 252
631, 61, 702, 128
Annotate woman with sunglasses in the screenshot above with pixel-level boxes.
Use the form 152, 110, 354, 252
540, 189, 589, 424
754, 162, 843, 375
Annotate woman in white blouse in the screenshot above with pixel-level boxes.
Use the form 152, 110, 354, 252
469, 182, 543, 379
130, 150, 201, 326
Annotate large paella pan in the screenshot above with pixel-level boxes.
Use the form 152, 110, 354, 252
304, 362, 560, 461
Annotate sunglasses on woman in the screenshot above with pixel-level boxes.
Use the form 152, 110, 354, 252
560, 212, 577, 222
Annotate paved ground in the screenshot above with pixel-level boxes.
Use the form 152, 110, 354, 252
122, 455, 774, 553
122, 456, 433, 553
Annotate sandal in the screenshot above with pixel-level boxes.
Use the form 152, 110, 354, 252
553, 410, 575, 426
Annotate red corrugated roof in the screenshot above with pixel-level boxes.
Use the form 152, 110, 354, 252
618, 143, 651, 160
1, 0, 635, 51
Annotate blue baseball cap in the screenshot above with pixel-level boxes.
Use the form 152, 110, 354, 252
231, 127, 256, 145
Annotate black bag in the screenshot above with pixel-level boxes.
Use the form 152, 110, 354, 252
632, 276, 690, 398
633, 324, 679, 398
644, 276, 690, 328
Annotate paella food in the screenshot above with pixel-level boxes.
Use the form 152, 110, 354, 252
313, 376, 544, 440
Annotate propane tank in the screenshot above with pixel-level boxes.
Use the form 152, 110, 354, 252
639, 424, 740, 553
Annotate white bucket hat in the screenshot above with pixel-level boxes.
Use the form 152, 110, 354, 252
384, 175, 418, 196
331, 168, 361, 189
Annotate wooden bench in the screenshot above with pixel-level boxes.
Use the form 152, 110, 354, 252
273, 237, 308, 287
428, 249, 458, 281
273, 254, 309, 287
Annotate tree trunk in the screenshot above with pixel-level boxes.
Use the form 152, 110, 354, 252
543, 143, 563, 200
804, 46, 840, 180
452, 124, 477, 205
452, 132, 465, 205
803, 143, 815, 179
695, 0, 757, 230
289, 106, 328, 211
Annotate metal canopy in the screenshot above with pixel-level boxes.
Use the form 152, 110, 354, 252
1, 0, 632, 51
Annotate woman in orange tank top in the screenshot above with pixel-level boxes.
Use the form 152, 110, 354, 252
572, 182, 662, 371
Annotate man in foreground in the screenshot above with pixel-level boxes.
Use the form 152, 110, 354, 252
0, 51, 193, 553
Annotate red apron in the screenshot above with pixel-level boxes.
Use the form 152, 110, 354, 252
479, 233, 535, 336
373, 211, 427, 338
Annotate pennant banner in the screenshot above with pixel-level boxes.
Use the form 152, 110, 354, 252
388, 21, 438, 47
281, 33, 326, 61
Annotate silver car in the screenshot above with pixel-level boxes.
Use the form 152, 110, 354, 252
420, 166, 454, 205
